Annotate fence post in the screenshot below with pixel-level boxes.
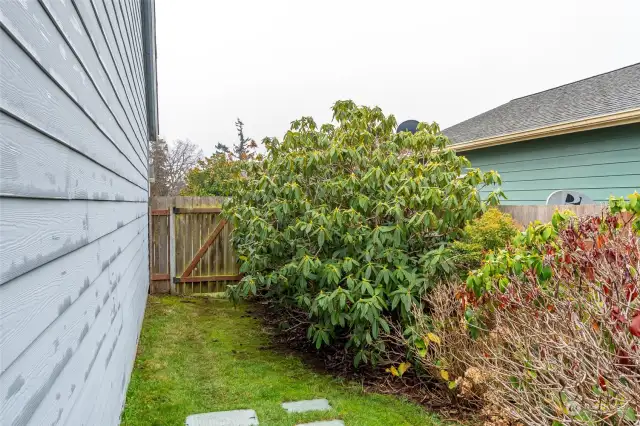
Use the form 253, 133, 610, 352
169, 199, 176, 295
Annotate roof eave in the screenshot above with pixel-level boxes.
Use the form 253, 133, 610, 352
451, 107, 640, 152
141, 0, 159, 142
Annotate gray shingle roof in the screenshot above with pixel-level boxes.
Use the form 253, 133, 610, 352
443, 63, 640, 145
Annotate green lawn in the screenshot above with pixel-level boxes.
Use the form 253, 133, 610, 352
121, 295, 446, 426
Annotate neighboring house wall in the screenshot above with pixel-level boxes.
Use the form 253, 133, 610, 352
0, 1, 152, 425
461, 124, 640, 205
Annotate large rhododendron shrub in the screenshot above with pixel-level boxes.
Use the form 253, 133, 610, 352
224, 101, 504, 365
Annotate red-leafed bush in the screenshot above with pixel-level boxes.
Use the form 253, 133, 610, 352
402, 194, 640, 425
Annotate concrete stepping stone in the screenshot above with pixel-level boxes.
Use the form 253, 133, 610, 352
296, 421, 345, 426
185, 409, 259, 425
282, 398, 332, 413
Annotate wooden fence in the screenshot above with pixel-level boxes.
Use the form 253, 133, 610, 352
148, 196, 611, 294
149, 196, 240, 294
498, 203, 608, 227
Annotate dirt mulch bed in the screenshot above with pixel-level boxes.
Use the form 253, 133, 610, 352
245, 297, 480, 423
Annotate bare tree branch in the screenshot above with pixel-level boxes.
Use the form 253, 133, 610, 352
150, 138, 203, 196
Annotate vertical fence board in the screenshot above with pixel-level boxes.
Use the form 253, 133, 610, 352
181, 198, 189, 294
176, 197, 188, 294
151, 197, 612, 295
207, 208, 216, 292
149, 196, 239, 295
201, 212, 209, 293
149, 197, 156, 293
498, 204, 607, 226
157, 198, 169, 276
169, 197, 177, 294
150, 197, 171, 293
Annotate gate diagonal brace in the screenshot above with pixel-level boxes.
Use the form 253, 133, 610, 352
179, 219, 228, 279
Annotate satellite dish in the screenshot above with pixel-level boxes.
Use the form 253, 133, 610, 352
396, 120, 419, 134
546, 190, 594, 206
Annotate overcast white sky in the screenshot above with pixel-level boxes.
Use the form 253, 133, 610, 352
156, 0, 640, 155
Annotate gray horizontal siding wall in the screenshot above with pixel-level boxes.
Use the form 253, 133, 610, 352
0, 0, 149, 425
461, 124, 640, 205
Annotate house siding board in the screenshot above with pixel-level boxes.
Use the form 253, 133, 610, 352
0, 113, 146, 202
116, 0, 147, 109
462, 125, 640, 205
0, 198, 146, 285
0, 0, 150, 424
105, 0, 144, 105
67, 0, 147, 148
39, 0, 148, 162
0, 29, 147, 189
74, 0, 148, 141
93, 0, 147, 131
0, 226, 146, 425
126, 0, 145, 87
0, 4, 147, 177
0, 216, 147, 373
18, 238, 147, 426
67, 254, 148, 426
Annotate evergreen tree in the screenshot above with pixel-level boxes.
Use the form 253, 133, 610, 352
215, 118, 258, 160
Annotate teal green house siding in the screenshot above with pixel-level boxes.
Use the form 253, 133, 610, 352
461, 124, 640, 205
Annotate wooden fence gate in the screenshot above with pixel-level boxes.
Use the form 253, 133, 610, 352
149, 196, 241, 294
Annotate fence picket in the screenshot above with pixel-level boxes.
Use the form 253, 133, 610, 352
150, 197, 609, 295
498, 204, 607, 227
149, 196, 240, 294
